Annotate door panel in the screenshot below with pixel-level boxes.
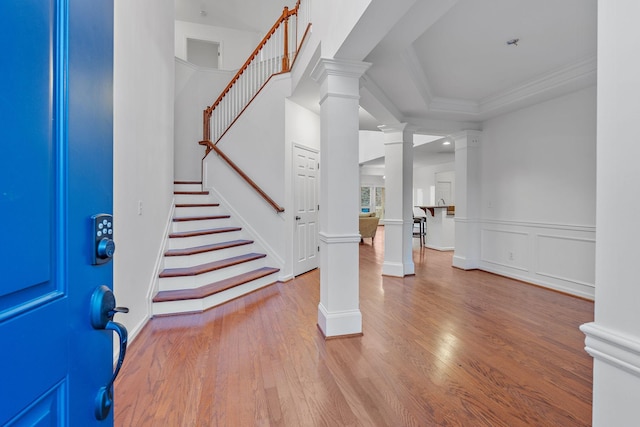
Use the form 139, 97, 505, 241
293, 146, 319, 275
1, 0, 116, 425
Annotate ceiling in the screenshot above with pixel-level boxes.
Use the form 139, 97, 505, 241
176, 0, 597, 166
175, 0, 296, 33
358, 0, 597, 130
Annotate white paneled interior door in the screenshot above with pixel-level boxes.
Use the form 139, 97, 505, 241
293, 145, 319, 275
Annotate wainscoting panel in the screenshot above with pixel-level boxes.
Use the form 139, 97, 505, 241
479, 220, 595, 299
536, 234, 595, 290
480, 228, 529, 272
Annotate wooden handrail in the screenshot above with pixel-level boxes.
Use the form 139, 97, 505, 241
198, 0, 311, 213
204, 6, 298, 118
209, 144, 285, 213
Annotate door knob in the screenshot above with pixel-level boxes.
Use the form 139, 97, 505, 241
90, 285, 129, 420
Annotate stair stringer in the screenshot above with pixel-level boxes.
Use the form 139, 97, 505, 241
151, 183, 282, 316
146, 199, 176, 314
201, 182, 291, 282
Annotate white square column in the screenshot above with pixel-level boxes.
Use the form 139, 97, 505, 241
380, 124, 415, 277
580, 1, 640, 425
452, 131, 481, 270
311, 58, 370, 338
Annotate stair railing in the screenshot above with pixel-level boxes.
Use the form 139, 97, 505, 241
199, 0, 311, 213
200, 0, 311, 149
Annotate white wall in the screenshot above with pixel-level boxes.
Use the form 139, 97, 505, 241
113, 0, 175, 340
312, 0, 371, 59
174, 59, 233, 181
359, 130, 385, 163
479, 86, 596, 298
413, 162, 454, 206
284, 99, 321, 276
175, 20, 260, 70
203, 74, 291, 276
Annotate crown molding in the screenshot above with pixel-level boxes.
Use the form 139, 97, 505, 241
398, 50, 596, 120
479, 56, 597, 115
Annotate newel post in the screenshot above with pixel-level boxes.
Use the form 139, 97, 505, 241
282, 7, 290, 72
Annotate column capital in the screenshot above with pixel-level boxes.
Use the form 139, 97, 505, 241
451, 130, 482, 150
379, 123, 418, 145
310, 58, 371, 85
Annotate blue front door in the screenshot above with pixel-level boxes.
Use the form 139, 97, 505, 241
1, 0, 118, 425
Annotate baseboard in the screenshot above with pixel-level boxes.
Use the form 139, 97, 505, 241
425, 244, 454, 251
317, 303, 362, 338
382, 261, 415, 277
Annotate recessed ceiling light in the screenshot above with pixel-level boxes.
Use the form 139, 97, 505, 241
443, 141, 451, 146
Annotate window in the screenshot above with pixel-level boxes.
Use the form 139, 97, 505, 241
360, 187, 371, 212
361, 186, 385, 219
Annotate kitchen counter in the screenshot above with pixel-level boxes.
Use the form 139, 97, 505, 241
415, 205, 455, 251
417, 205, 455, 217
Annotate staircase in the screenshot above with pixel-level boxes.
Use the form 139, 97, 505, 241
152, 182, 281, 316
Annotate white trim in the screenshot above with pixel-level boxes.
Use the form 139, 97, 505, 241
318, 232, 361, 244
581, 322, 640, 378
382, 218, 410, 226
401, 52, 596, 120
481, 218, 595, 232
425, 245, 454, 252
480, 259, 529, 273
318, 92, 360, 105
311, 58, 372, 82
204, 185, 286, 272
480, 264, 595, 300
317, 303, 362, 337
452, 254, 477, 270
124, 199, 174, 351
146, 200, 175, 306
382, 261, 415, 277
480, 56, 597, 114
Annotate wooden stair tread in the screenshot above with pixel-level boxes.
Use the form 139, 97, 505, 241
173, 215, 230, 222
165, 239, 253, 257
153, 267, 280, 302
169, 226, 241, 239
174, 181, 202, 185
175, 203, 220, 208
174, 191, 209, 195
159, 253, 266, 278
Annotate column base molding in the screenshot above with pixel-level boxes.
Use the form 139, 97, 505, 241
319, 232, 361, 244
452, 254, 478, 270
581, 322, 640, 378
317, 303, 362, 338
382, 261, 415, 277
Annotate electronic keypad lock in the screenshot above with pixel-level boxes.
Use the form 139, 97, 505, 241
91, 213, 116, 265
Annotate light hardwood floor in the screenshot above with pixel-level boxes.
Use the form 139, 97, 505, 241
115, 227, 594, 426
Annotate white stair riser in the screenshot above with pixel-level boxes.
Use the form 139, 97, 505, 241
174, 194, 214, 205
172, 218, 234, 233
174, 183, 203, 192
159, 258, 266, 291
167, 230, 244, 249
175, 205, 225, 217
153, 273, 279, 316
163, 244, 253, 269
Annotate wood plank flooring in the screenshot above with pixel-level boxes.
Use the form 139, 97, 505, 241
115, 227, 594, 426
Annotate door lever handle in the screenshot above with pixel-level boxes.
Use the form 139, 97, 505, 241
90, 285, 129, 420
295, 216, 301, 220
109, 306, 129, 318
95, 319, 128, 420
